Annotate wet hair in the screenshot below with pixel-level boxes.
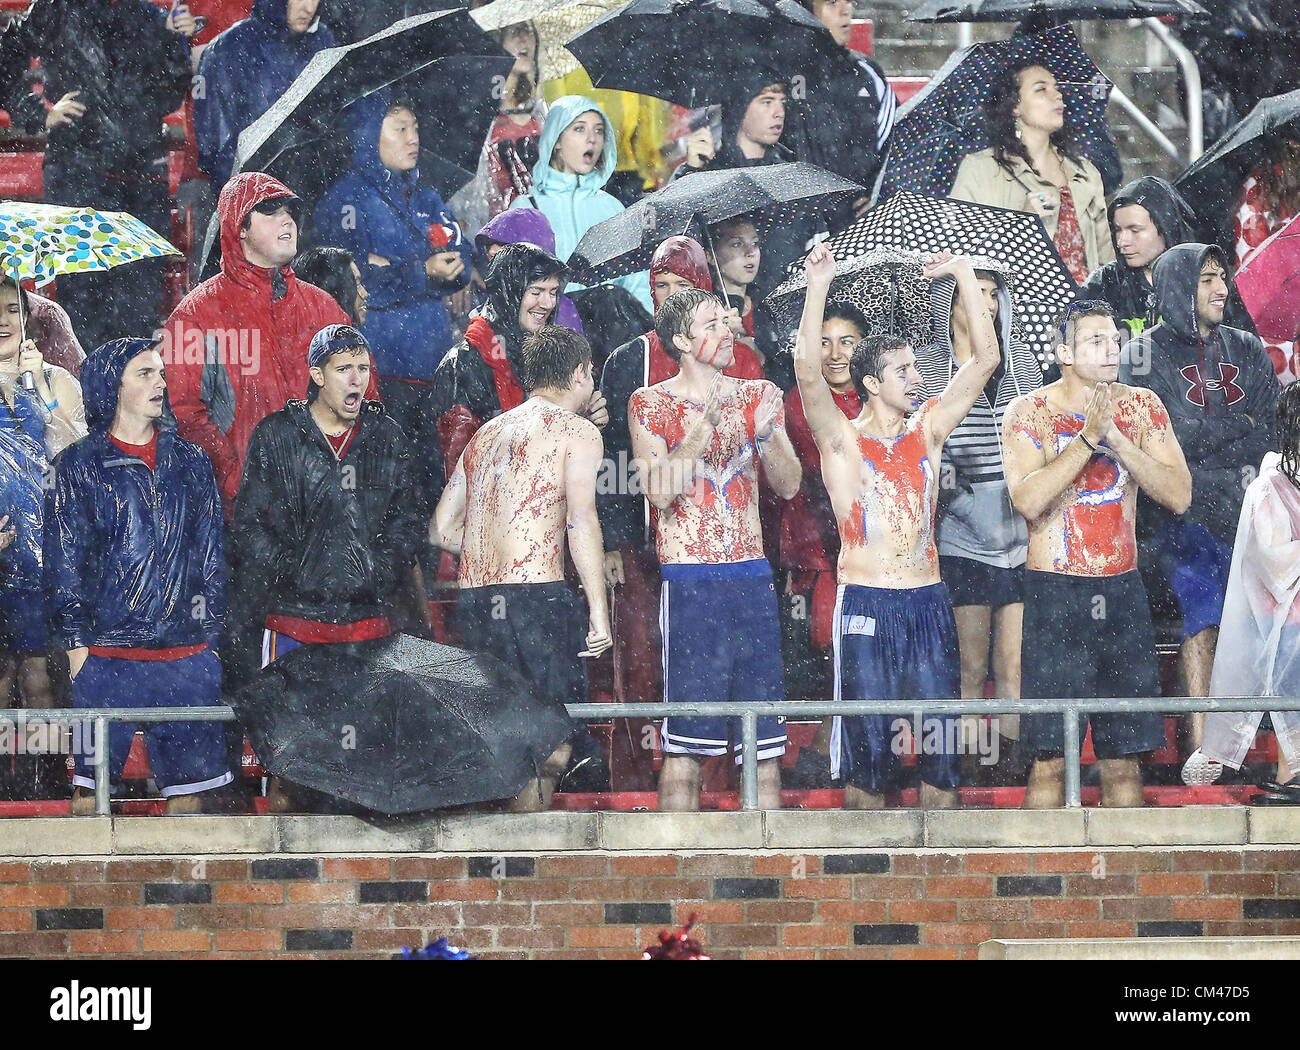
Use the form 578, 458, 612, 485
385, 96, 417, 121
986, 58, 1079, 178
1279, 383, 1300, 490
850, 334, 910, 400
655, 288, 722, 361
822, 302, 870, 339
294, 246, 362, 324
520, 325, 592, 394
1055, 299, 1115, 349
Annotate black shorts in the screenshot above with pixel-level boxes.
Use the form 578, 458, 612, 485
1019, 570, 1166, 759
456, 582, 589, 713
939, 556, 1024, 609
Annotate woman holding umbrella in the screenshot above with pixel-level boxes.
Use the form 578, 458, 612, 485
950, 59, 1112, 284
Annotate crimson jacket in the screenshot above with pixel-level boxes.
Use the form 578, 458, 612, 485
163, 172, 379, 515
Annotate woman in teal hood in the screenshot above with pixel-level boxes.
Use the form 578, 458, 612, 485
511, 95, 652, 310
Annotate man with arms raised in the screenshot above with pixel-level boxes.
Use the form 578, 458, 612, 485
629, 289, 801, 811
1003, 300, 1191, 808
796, 244, 999, 809
434, 326, 611, 812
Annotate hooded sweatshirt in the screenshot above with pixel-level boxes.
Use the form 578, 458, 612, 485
195, 0, 337, 187
314, 93, 473, 385
915, 272, 1042, 568
1080, 177, 1257, 342
475, 207, 584, 334
44, 339, 225, 651
164, 172, 377, 515
1121, 242, 1278, 545
428, 243, 568, 501
596, 236, 765, 550
510, 95, 652, 311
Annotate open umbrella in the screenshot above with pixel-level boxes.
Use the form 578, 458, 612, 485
569, 162, 864, 284
879, 24, 1120, 200
766, 247, 938, 352
1234, 213, 1300, 343
0, 202, 180, 386
772, 191, 1078, 370
565, 0, 857, 109
231, 633, 575, 814
1175, 88, 1300, 246
907, 0, 1207, 20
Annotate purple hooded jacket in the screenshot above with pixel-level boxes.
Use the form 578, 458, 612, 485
475, 208, 584, 335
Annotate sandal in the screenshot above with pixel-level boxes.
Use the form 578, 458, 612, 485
1181, 748, 1224, 786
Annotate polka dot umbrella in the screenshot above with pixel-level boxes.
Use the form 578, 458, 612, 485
0, 201, 180, 289
878, 23, 1120, 202
766, 190, 1079, 371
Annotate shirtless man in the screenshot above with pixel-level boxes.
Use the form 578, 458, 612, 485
434, 325, 612, 812
1002, 300, 1191, 808
629, 288, 801, 810
795, 244, 999, 810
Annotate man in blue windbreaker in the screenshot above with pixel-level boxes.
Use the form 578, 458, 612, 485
195, 0, 336, 189
45, 339, 232, 816
314, 91, 474, 450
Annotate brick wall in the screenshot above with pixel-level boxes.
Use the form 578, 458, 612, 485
3, 850, 1300, 959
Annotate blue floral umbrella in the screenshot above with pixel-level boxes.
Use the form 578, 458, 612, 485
879, 24, 1121, 200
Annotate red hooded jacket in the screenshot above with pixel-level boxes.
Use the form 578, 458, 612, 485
164, 172, 378, 513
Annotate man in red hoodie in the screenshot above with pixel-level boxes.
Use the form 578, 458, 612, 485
596, 237, 765, 785
163, 171, 379, 519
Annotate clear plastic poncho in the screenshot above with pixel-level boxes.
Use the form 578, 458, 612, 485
1203, 451, 1300, 770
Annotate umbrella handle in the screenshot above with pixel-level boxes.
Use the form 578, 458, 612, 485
697, 218, 733, 305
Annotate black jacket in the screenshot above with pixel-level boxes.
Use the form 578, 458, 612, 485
1080, 177, 1256, 342
0, 0, 190, 174
1120, 242, 1278, 544
231, 400, 422, 628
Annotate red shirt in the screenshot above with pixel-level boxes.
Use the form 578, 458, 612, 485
324, 424, 357, 459
109, 432, 159, 472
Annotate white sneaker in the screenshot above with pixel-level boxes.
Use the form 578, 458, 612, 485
1181, 748, 1224, 786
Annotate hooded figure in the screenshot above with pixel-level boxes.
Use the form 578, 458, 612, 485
1079, 177, 1257, 342
511, 95, 652, 311
45, 337, 233, 805
1122, 243, 1278, 547
195, 0, 338, 188
428, 243, 569, 503
475, 207, 584, 334
164, 171, 377, 515
45, 338, 226, 654
313, 93, 473, 415
915, 269, 1042, 570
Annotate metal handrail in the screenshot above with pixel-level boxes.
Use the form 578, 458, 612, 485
3, 696, 1295, 814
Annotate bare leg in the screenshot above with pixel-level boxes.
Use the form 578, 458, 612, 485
1023, 757, 1064, 809
1181, 626, 1219, 747
757, 758, 781, 809
1278, 748, 1294, 786
266, 776, 298, 814
1098, 757, 1144, 807
810, 717, 833, 754
658, 754, 702, 811
69, 786, 95, 816
920, 781, 959, 809
17, 655, 56, 755
843, 784, 886, 809
165, 792, 204, 815
991, 603, 1024, 743
952, 605, 992, 700
509, 742, 572, 813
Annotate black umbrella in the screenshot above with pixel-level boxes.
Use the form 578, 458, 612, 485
771, 191, 1078, 370
907, 0, 1207, 21
570, 162, 863, 285
564, 0, 857, 109
1176, 88, 1300, 246
231, 634, 575, 814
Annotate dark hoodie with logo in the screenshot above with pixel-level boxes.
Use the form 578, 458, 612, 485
314, 93, 473, 386
1121, 242, 1278, 544
1080, 177, 1256, 343
196, 0, 338, 187
428, 243, 568, 505
44, 339, 225, 652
